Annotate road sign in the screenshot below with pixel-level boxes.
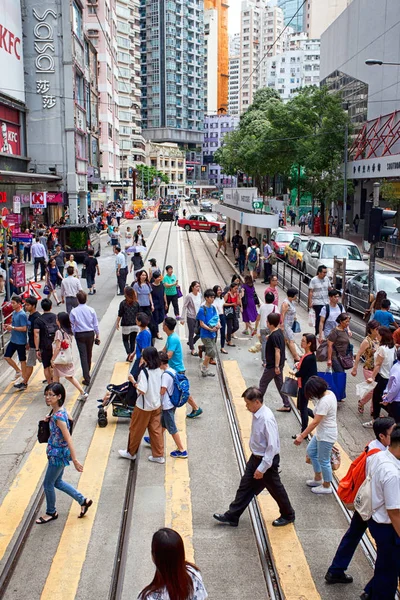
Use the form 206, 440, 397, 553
12, 233, 32, 243
253, 201, 263, 210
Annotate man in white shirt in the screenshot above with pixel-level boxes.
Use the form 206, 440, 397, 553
213, 386, 295, 528
318, 289, 345, 342
61, 265, 82, 314
308, 265, 331, 336
114, 245, 128, 295
362, 424, 400, 600
325, 417, 395, 585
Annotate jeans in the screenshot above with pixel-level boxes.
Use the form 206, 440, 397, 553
166, 294, 179, 317
313, 305, 324, 337
328, 511, 368, 575
364, 520, 400, 600
122, 332, 137, 355
218, 314, 226, 349
24, 246, 31, 262
186, 317, 200, 351
306, 436, 334, 483
117, 267, 128, 294
43, 462, 85, 515
238, 255, 245, 274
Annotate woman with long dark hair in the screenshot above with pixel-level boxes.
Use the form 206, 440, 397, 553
213, 285, 227, 354
365, 290, 387, 322
133, 269, 156, 338
45, 257, 63, 305
223, 282, 241, 347
294, 333, 317, 432
51, 312, 88, 401
138, 528, 207, 600
241, 275, 258, 336
117, 286, 140, 361
36, 382, 92, 524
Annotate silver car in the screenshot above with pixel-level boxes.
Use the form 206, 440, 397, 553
302, 236, 369, 282
346, 271, 400, 319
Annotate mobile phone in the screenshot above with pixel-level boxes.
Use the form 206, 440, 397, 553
94, 338, 101, 346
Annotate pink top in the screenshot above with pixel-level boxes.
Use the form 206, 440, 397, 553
264, 286, 279, 307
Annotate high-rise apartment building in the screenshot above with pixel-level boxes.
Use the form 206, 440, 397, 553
228, 33, 240, 115
304, 0, 351, 38
202, 114, 239, 187
204, 0, 229, 115
239, 0, 284, 113
277, 0, 304, 32
140, 0, 204, 146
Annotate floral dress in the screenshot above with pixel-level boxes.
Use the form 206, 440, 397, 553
140, 567, 207, 599
47, 408, 71, 467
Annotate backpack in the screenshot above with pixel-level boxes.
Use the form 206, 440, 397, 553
324, 302, 343, 325
248, 247, 258, 263
165, 370, 190, 408
217, 231, 224, 242
38, 314, 58, 349
337, 446, 381, 509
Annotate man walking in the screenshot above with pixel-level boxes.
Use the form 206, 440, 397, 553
70, 291, 100, 385
115, 245, 128, 295
308, 265, 331, 336
4, 296, 28, 383
318, 289, 345, 343
31, 237, 47, 282
197, 288, 219, 378
258, 312, 291, 412
213, 386, 295, 527
14, 296, 41, 390
52, 244, 66, 278
61, 265, 82, 313
34, 298, 58, 384
231, 230, 243, 263
262, 236, 273, 284
163, 265, 180, 319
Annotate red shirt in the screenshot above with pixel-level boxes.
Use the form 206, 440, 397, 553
264, 286, 279, 307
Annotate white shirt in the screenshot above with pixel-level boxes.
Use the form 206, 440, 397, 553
320, 303, 343, 337
213, 296, 224, 316
136, 368, 162, 411
259, 303, 277, 329
115, 252, 127, 269
309, 275, 330, 306
161, 368, 175, 410
369, 450, 400, 524
375, 345, 396, 379
314, 391, 338, 443
61, 276, 82, 298
250, 404, 280, 473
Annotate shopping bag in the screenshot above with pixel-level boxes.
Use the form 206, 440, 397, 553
316, 340, 328, 362
281, 376, 298, 397
292, 320, 301, 333
176, 285, 183, 299
308, 308, 316, 327
356, 380, 377, 400
317, 370, 346, 401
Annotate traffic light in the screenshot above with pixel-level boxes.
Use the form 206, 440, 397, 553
367, 207, 397, 243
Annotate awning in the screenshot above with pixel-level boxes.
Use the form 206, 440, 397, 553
0, 170, 62, 184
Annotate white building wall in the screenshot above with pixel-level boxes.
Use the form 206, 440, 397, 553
204, 8, 219, 114
304, 0, 351, 38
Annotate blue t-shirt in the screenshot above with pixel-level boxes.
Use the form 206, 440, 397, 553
166, 332, 185, 372
197, 304, 219, 339
136, 328, 152, 359
11, 310, 28, 345
373, 310, 395, 328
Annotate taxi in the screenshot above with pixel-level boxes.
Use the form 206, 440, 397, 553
284, 235, 309, 269
177, 214, 223, 233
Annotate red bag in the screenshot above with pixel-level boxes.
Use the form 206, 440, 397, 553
337, 447, 381, 509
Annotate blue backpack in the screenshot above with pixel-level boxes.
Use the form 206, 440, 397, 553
248, 247, 258, 263
165, 370, 190, 407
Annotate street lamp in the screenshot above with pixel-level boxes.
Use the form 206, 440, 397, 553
365, 59, 400, 66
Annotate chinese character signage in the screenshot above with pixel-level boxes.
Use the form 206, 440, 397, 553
12, 263, 26, 287
32, 8, 57, 110
30, 192, 47, 208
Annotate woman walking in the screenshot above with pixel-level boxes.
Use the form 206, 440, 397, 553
134, 226, 146, 246
294, 375, 337, 495
351, 320, 380, 414
365, 290, 387, 323
264, 274, 279, 307
381, 348, 400, 422
364, 326, 396, 428
138, 528, 207, 600
181, 281, 202, 356
246, 239, 260, 280
66, 254, 79, 277
119, 347, 164, 463
327, 313, 352, 373
151, 271, 167, 340
280, 288, 300, 362
45, 257, 63, 305
294, 334, 318, 432
124, 226, 133, 252
148, 258, 158, 282
241, 275, 258, 336
133, 270, 155, 338
223, 282, 241, 347
51, 313, 88, 401
117, 287, 140, 361
213, 285, 227, 354
83, 248, 100, 295
36, 382, 92, 524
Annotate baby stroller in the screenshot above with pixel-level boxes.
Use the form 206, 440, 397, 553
97, 381, 136, 427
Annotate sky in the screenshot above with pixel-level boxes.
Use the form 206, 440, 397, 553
228, 2, 241, 34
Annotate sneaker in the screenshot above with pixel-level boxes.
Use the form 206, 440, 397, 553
148, 455, 165, 464
118, 449, 136, 460
143, 436, 151, 445
78, 393, 89, 402
306, 479, 322, 487
14, 382, 27, 390
13, 371, 22, 381
201, 370, 215, 377
170, 449, 188, 459
176, 315, 181, 320
363, 420, 374, 428
311, 485, 333, 495
187, 408, 203, 419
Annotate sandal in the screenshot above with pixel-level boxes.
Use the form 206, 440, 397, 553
242, 330, 250, 335
276, 407, 292, 412
357, 400, 364, 414
221, 349, 228, 354
78, 498, 93, 518
36, 512, 58, 524
191, 351, 199, 357
210, 359, 217, 365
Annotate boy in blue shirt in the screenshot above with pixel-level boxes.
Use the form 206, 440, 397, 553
197, 288, 220, 377
4, 295, 28, 383
374, 299, 396, 328
131, 312, 152, 377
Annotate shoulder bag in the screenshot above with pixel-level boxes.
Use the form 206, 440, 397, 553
53, 332, 74, 365
38, 411, 74, 443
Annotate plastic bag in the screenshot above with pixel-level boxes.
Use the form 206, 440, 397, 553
308, 308, 316, 327
331, 446, 341, 471
356, 380, 377, 400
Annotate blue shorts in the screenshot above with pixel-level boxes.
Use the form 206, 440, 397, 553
161, 407, 178, 435
5, 341, 26, 362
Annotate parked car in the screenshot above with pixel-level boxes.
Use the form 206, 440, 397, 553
301, 236, 369, 283
270, 229, 300, 257
158, 204, 174, 221
57, 224, 101, 261
284, 235, 309, 270
200, 200, 213, 212
346, 270, 400, 319
177, 214, 223, 233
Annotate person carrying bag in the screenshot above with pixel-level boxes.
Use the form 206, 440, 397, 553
223, 283, 241, 347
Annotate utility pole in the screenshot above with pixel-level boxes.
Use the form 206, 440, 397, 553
342, 102, 349, 238
132, 168, 136, 203
368, 182, 380, 298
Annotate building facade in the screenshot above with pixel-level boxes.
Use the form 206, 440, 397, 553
204, 0, 229, 115
228, 33, 240, 115
202, 114, 239, 187
146, 141, 186, 195
140, 0, 205, 145
277, 0, 304, 32
304, 0, 351, 39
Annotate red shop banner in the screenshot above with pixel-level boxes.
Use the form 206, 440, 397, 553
47, 192, 63, 204
12, 263, 26, 288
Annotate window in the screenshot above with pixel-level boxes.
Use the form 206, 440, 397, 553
72, 3, 83, 41
108, 123, 113, 139
75, 73, 84, 107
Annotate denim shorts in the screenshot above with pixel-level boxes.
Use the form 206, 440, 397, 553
161, 407, 178, 435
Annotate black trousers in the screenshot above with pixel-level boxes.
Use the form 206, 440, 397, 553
259, 367, 290, 408
297, 388, 314, 432
117, 267, 128, 295
187, 316, 200, 351
226, 314, 239, 342
122, 332, 137, 355
75, 331, 95, 384
313, 304, 324, 336
328, 511, 367, 575
166, 294, 179, 317
34, 257, 46, 281
372, 374, 389, 419
365, 520, 400, 600
225, 454, 295, 523
263, 261, 272, 283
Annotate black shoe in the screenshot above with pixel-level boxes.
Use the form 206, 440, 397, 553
360, 593, 370, 600
325, 571, 353, 585
82, 379, 90, 386
272, 516, 295, 527
213, 513, 238, 527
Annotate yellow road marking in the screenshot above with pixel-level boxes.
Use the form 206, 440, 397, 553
0, 382, 22, 417
40, 362, 126, 600
222, 360, 320, 600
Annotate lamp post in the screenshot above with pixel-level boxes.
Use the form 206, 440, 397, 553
342, 102, 349, 238
365, 59, 400, 66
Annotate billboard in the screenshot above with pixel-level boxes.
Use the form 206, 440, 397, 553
223, 188, 258, 211
0, 0, 25, 103
0, 104, 21, 155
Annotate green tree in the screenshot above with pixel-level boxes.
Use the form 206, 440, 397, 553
135, 164, 169, 198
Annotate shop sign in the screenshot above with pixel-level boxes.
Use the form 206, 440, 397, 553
0, 114, 20, 155
0, 192, 6, 203
12, 232, 32, 242
32, 8, 57, 110
223, 188, 258, 211
47, 192, 63, 204
348, 155, 400, 179
12, 263, 25, 287
0, 0, 25, 103
13, 196, 21, 213
30, 192, 47, 208
7, 214, 21, 228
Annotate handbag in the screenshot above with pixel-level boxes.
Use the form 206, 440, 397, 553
292, 320, 301, 333
194, 319, 200, 335
253, 291, 260, 306
242, 292, 248, 309
176, 285, 183, 299
81, 266, 87, 279
43, 285, 50, 295
318, 369, 347, 401
37, 412, 74, 443
281, 376, 298, 397
338, 354, 354, 370
316, 340, 328, 362
53, 332, 73, 365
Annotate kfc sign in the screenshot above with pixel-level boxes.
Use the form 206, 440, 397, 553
30, 192, 47, 208
0, 0, 25, 103
0, 121, 20, 155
